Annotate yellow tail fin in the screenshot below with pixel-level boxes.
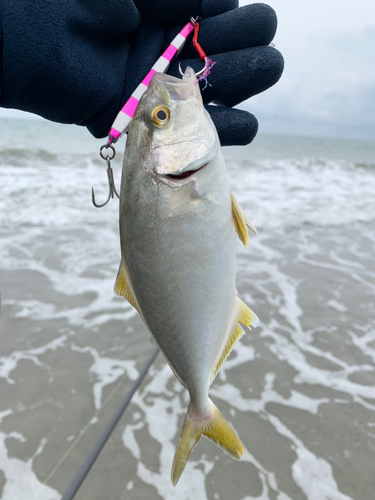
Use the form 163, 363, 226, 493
171, 399, 244, 486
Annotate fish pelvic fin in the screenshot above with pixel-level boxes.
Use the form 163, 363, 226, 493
230, 191, 258, 246
171, 399, 244, 486
211, 297, 260, 384
114, 261, 140, 314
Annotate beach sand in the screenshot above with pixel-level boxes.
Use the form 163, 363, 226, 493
1, 120, 375, 499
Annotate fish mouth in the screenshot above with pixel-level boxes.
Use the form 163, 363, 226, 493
153, 139, 218, 182
165, 163, 207, 181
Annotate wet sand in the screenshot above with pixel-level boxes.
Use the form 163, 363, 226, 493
1, 220, 375, 500
1, 127, 375, 499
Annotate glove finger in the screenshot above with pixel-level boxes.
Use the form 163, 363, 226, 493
170, 46, 284, 107
177, 4, 277, 59
134, 0, 237, 25
201, 0, 238, 18
134, 0, 200, 24
206, 106, 258, 146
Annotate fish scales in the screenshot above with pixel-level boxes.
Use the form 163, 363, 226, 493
116, 67, 259, 485
122, 155, 235, 392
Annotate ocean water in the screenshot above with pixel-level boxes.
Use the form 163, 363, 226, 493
0, 118, 375, 500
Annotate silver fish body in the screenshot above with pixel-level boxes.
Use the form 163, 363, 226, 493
116, 68, 259, 485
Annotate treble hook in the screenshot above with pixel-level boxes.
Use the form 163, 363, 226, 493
92, 144, 120, 208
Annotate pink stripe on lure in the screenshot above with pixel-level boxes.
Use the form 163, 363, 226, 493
108, 20, 195, 144
121, 96, 139, 117
142, 69, 156, 87
162, 44, 178, 62
180, 23, 195, 38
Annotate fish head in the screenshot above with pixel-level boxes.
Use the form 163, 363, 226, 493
131, 67, 218, 183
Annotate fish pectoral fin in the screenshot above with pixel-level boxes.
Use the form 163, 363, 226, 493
231, 191, 258, 246
210, 297, 260, 384
114, 261, 140, 314
169, 181, 201, 215
171, 399, 244, 486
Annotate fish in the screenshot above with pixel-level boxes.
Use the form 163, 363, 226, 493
115, 67, 259, 486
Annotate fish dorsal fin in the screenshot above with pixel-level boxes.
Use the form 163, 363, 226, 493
230, 191, 258, 246
114, 260, 140, 314
210, 297, 260, 384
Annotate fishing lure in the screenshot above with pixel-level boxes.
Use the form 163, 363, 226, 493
92, 16, 215, 208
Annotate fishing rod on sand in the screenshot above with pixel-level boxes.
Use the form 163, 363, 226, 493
60, 348, 159, 500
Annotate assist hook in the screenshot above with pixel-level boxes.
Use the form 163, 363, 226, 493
178, 58, 208, 78
92, 144, 120, 208
178, 16, 215, 87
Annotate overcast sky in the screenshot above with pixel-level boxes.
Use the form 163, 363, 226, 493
1, 1, 374, 140
240, 0, 375, 139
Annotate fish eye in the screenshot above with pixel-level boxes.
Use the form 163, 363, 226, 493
150, 104, 170, 128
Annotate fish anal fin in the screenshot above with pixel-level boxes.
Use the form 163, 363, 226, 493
211, 297, 260, 383
212, 323, 244, 383
230, 191, 258, 246
114, 261, 140, 314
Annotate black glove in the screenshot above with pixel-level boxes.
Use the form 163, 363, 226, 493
0, 0, 283, 146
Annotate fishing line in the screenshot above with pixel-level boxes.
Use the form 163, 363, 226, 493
43, 348, 159, 493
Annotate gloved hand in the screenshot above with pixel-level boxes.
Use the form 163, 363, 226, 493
0, 0, 283, 146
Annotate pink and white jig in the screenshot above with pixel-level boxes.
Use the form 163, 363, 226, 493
93, 16, 215, 208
